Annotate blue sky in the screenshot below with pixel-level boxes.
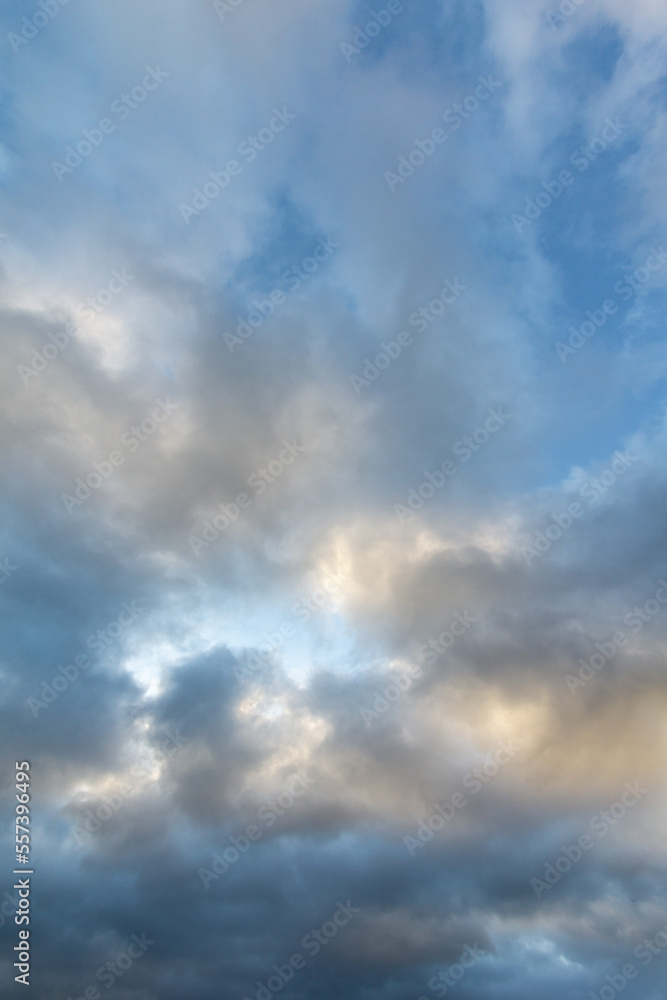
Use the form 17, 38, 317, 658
1, 1, 667, 998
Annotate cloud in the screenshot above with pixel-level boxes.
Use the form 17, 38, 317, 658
1, 0, 667, 997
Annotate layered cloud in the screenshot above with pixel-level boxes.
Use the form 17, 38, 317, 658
1, 1, 667, 998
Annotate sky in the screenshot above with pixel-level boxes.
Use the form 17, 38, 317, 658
1, 1, 667, 998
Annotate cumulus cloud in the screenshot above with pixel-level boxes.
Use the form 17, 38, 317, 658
1, 0, 667, 997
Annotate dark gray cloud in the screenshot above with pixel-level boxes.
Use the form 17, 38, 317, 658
2, 0, 667, 998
